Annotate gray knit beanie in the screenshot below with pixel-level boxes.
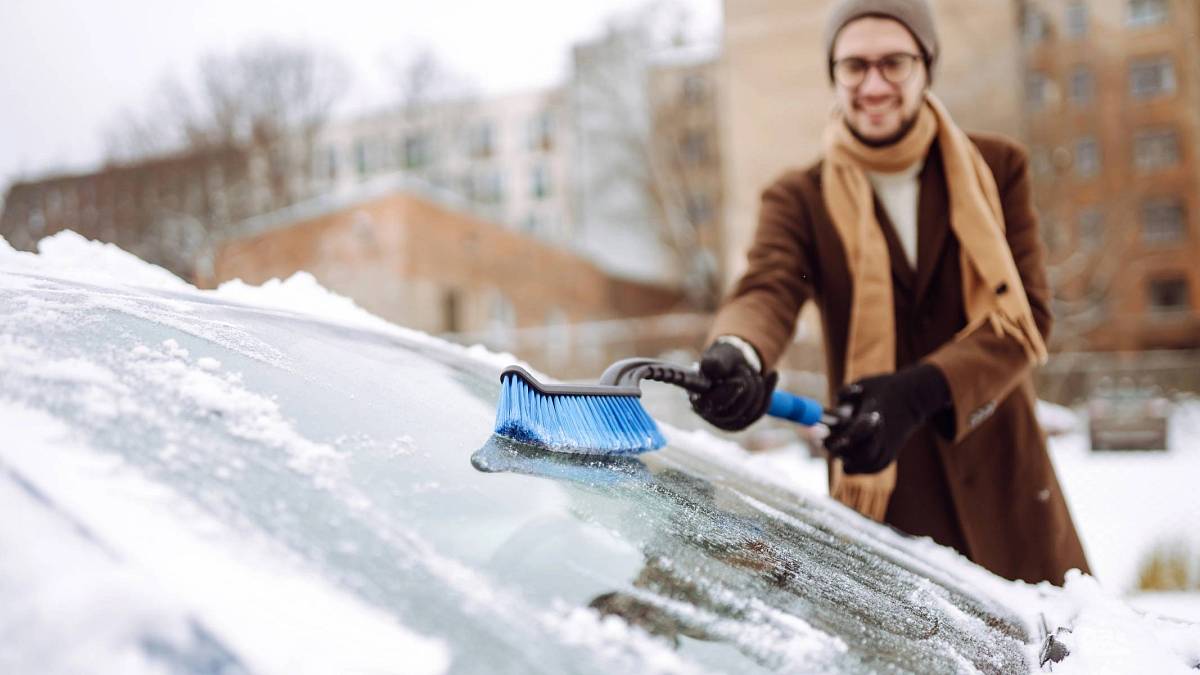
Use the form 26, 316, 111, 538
824, 0, 940, 81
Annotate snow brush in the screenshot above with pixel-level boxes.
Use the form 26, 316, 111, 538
493, 358, 842, 455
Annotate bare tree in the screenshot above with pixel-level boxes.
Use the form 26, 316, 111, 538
571, 1, 722, 309
95, 41, 352, 280
105, 40, 351, 208
382, 48, 478, 192
102, 76, 196, 162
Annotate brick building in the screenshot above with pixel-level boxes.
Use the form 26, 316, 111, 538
0, 146, 257, 279
1019, 0, 1200, 351
206, 175, 694, 377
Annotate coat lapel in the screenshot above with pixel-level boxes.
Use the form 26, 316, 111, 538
914, 141, 950, 303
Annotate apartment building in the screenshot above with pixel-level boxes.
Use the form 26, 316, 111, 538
1019, 0, 1200, 351
205, 178, 688, 378
0, 145, 258, 279
313, 88, 575, 245
305, 35, 726, 298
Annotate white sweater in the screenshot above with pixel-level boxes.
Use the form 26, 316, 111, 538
867, 159, 924, 270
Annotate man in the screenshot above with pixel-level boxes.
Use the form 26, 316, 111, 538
689, 0, 1089, 585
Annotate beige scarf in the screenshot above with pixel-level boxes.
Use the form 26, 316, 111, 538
821, 92, 1047, 522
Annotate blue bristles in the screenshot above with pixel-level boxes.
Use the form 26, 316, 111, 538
493, 372, 666, 455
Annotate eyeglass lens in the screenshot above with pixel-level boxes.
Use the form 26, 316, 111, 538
834, 54, 918, 86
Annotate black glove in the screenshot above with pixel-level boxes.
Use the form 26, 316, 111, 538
689, 342, 778, 431
824, 363, 951, 474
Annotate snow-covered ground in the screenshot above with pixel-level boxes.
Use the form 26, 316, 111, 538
722, 400, 1200, 614
2, 231, 1198, 673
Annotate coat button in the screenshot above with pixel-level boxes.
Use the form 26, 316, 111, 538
996, 282, 1009, 295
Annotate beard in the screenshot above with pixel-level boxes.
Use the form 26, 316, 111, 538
847, 102, 922, 148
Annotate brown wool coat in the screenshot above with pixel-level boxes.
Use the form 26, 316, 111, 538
711, 132, 1090, 585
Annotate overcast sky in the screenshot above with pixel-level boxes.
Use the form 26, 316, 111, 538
0, 0, 720, 188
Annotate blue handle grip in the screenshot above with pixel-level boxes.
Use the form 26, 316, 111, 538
766, 390, 825, 426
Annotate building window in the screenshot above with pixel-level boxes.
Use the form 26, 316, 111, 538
474, 171, 503, 203
404, 134, 430, 169
315, 146, 338, 181
1079, 207, 1104, 250
468, 121, 495, 158
686, 193, 713, 225
1031, 147, 1052, 176
530, 164, 551, 200
523, 211, 540, 234
1065, 1, 1088, 38
1128, 0, 1168, 27
526, 112, 554, 152
545, 307, 570, 368
354, 140, 368, 177
1026, 72, 1051, 110
1141, 198, 1187, 244
1146, 277, 1190, 314
682, 74, 708, 106
680, 131, 709, 165
1129, 57, 1176, 99
487, 290, 517, 350
1022, 8, 1048, 43
441, 289, 461, 333
1069, 67, 1094, 105
1041, 215, 1063, 254
1074, 137, 1100, 178
1134, 128, 1181, 172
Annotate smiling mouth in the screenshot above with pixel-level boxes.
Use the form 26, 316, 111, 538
856, 100, 900, 115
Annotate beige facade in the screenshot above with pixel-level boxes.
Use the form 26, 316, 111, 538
719, 0, 1198, 359
719, 0, 1022, 366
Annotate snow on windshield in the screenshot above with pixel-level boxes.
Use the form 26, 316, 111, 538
2, 231, 1197, 674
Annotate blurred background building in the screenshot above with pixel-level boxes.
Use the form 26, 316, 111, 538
2, 0, 1198, 399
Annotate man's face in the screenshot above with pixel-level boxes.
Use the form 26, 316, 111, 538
831, 17, 928, 145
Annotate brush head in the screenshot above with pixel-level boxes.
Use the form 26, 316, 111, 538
493, 367, 666, 455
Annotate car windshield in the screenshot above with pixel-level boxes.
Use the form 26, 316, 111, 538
1, 260, 1037, 674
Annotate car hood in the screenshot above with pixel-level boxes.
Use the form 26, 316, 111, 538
0, 251, 1049, 674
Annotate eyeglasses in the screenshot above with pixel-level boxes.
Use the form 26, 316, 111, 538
831, 53, 923, 87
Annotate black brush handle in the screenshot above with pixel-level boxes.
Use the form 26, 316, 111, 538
614, 359, 845, 427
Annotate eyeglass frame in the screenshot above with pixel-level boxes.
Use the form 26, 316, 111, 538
829, 52, 926, 88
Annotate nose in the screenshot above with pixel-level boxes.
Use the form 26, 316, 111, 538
857, 65, 892, 97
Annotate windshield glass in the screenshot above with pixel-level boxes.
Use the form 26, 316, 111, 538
0, 268, 1033, 674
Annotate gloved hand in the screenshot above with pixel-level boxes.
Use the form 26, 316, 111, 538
689, 341, 778, 431
824, 363, 951, 474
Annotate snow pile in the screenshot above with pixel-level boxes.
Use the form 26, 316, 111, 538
0, 230, 189, 291
1048, 404, 1200, 593
0, 403, 450, 675
0, 231, 534, 377
216, 272, 397, 334
1036, 571, 1200, 673
1037, 399, 1080, 436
